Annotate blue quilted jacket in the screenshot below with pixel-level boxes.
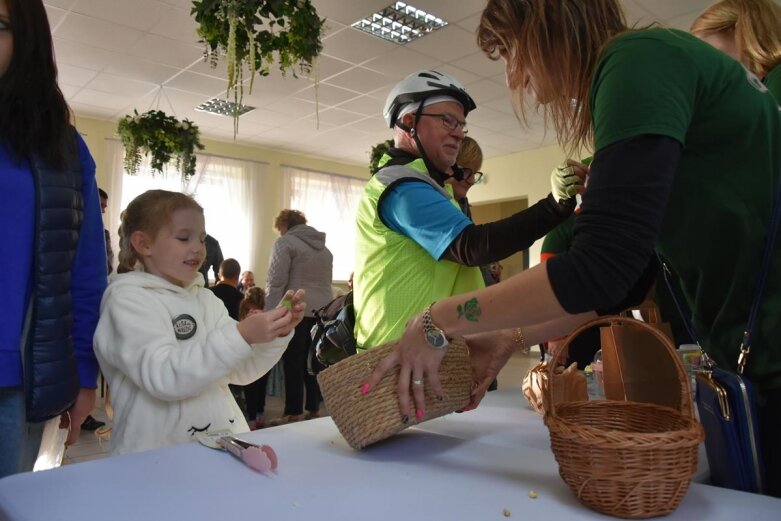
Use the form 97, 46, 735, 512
1, 131, 107, 422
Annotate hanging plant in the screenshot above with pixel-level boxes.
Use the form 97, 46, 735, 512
191, 0, 326, 132
117, 110, 205, 180
369, 139, 394, 176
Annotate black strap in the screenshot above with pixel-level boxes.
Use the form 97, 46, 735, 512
658, 174, 781, 373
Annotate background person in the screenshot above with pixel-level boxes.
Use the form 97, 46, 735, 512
365, 0, 781, 497
198, 233, 223, 287
449, 136, 506, 289
94, 190, 304, 454
99, 188, 114, 275
265, 209, 333, 424
238, 270, 255, 293
210, 258, 244, 320
691, 0, 781, 102
210, 258, 248, 413
239, 287, 270, 430
0, 0, 107, 477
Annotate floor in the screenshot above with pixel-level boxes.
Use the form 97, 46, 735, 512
57, 349, 540, 467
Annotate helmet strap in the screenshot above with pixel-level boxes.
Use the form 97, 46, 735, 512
410, 98, 450, 186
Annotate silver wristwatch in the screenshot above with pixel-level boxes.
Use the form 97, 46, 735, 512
422, 302, 449, 350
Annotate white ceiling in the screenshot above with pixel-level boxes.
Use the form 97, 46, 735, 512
45, 0, 720, 166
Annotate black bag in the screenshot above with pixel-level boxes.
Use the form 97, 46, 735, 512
307, 291, 357, 376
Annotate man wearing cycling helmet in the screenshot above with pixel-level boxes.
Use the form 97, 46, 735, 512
353, 70, 585, 352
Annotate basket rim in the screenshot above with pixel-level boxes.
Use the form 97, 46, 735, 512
545, 316, 693, 418
547, 400, 705, 447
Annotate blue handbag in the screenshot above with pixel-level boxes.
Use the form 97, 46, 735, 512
695, 366, 764, 492
658, 170, 780, 494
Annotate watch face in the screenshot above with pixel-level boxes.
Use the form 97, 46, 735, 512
425, 329, 447, 349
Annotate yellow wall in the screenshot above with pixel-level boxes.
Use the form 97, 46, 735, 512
467, 143, 570, 265
75, 114, 370, 281
79, 112, 578, 279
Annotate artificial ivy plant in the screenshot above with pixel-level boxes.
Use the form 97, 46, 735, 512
117, 110, 204, 180
369, 139, 394, 175
191, 0, 326, 130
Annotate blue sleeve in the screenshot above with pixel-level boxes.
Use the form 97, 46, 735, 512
379, 181, 471, 260
71, 134, 108, 388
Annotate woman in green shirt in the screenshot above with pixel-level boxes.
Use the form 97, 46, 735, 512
364, 0, 781, 497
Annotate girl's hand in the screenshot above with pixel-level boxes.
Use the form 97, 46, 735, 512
277, 289, 306, 337
361, 313, 446, 423
238, 293, 303, 345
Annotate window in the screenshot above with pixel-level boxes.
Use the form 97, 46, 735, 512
106, 139, 267, 278
281, 166, 365, 281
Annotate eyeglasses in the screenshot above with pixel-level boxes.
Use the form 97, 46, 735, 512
418, 113, 468, 133
458, 167, 484, 183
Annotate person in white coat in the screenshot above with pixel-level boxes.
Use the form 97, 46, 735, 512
94, 190, 305, 455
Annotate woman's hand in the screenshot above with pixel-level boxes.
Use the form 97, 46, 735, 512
362, 313, 446, 422
464, 330, 516, 409
544, 336, 568, 363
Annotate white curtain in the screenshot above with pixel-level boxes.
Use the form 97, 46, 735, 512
281, 166, 366, 281
105, 139, 268, 275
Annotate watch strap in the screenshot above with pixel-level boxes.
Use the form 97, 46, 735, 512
423, 302, 450, 340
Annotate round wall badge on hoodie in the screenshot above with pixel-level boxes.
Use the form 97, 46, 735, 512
172, 314, 197, 339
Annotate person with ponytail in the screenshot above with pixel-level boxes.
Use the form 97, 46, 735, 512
0, 0, 107, 477
94, 190, 306, 455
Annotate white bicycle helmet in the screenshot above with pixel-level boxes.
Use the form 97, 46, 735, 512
383, 69, 476, 128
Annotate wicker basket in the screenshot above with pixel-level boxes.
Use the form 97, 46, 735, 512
545, 317, 704, 519
317, 338, 472, 449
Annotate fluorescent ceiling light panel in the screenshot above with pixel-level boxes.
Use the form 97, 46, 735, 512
195, 98, 255, 117
351, 2, 447, 44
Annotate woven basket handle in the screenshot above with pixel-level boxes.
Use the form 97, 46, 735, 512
544, 316, 692, 419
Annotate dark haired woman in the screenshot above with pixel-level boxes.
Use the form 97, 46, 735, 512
0, 0, 107, 476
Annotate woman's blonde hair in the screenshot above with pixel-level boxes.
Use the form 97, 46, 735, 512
239, 287, 266, 320
477, 0, 627, 154
274, 209, 307, 231
456, 136, 483, 168
117, 190, 203, 274
691, 0, 781, 79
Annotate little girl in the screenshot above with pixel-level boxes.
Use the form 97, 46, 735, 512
94, 190, 305, 455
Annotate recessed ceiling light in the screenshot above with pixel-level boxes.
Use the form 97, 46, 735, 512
195, 97, 255, 117
351, 1, 447, 45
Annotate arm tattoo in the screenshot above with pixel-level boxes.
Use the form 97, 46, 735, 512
456, 297, 482, 322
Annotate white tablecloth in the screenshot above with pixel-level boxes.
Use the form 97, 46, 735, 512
0, 389, 778, 521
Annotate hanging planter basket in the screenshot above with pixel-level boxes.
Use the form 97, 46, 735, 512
117, 109, 205, 180
369, 139, 394, 175
191, 0, 326, 133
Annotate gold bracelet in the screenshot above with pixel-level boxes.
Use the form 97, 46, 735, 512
513, 327, 529, 354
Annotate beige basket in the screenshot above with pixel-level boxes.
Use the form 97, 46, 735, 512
545, 317, 704, 519
317, 338, 472, 449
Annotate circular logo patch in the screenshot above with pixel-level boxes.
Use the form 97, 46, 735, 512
172, 314, 197, 339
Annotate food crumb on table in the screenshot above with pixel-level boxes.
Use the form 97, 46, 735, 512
503, 507, 512, 517
528, 490, 538, 499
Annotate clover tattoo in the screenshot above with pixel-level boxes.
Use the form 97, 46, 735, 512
456, 298, 482, 322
